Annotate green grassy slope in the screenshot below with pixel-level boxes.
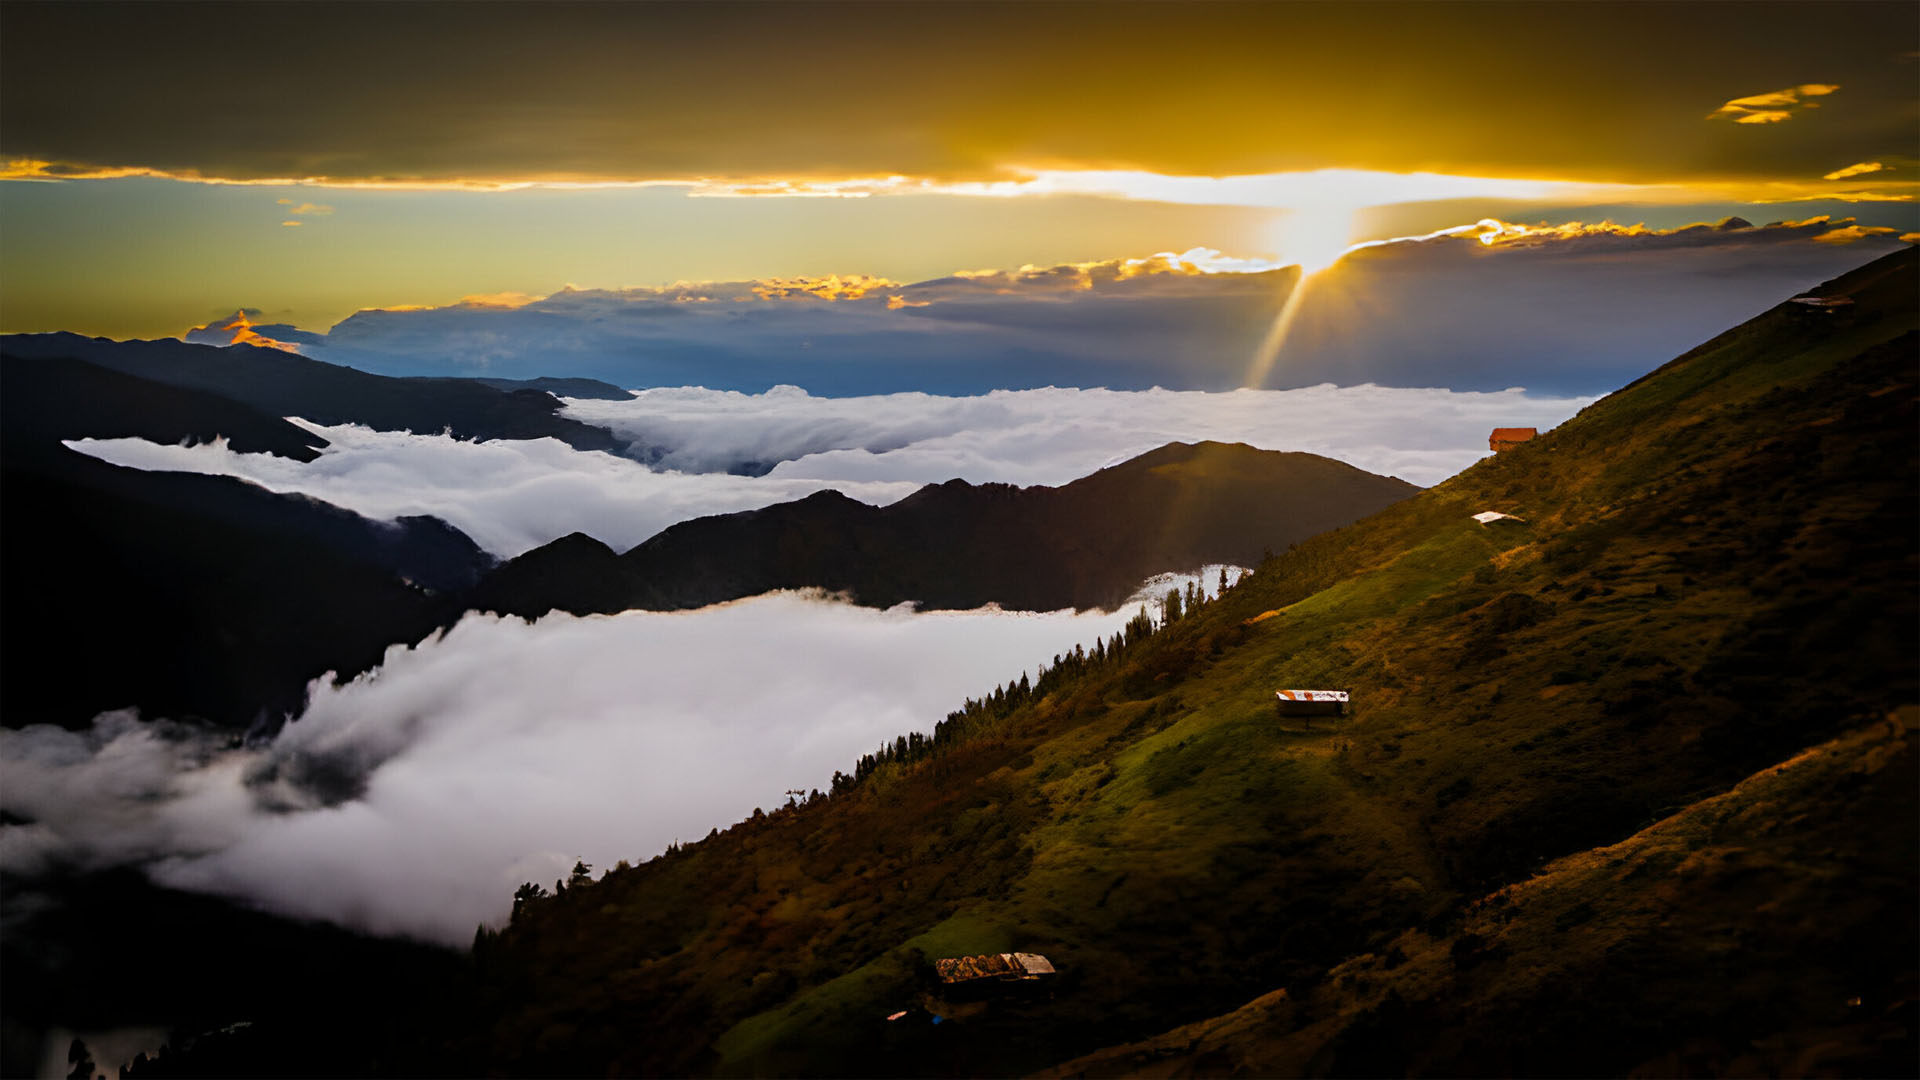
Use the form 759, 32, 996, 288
468, 248, 1917, 1077
1047, 710, 1917, 1078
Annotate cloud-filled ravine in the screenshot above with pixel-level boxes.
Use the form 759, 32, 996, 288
0, 577, 1230, 945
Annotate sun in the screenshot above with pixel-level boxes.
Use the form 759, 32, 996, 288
1272, 204, 1357, 275
1243, 201, 1358, 388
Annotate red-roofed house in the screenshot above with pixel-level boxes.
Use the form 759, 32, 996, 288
1490, 427, 1538, 452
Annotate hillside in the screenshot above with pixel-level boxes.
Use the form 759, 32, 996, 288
470, 442, 1421, 616
1047, 710, 1917, 1077
448, 248, 1917, 1077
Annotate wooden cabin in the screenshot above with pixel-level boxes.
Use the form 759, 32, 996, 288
928, 952, 1058, 1005
1275, 689, 1350, 719
933, 952, 1056, 986
1489, 427, 1538, 452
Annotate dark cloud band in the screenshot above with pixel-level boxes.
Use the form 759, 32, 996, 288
3, 2, 1914, 187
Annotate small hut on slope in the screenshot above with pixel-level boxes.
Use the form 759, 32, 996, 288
1275, 689, 1350, 718
1489, 427, 1538, 452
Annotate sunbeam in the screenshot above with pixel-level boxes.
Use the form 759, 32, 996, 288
1245, 204, 1359, 388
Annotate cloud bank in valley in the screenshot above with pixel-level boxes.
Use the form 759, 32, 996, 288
210, 218, 1910, 397
70, 383, 1591, 557
0, 587, 1218, 944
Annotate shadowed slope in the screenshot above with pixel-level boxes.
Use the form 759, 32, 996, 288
0, 354, 329, 462
0, 353, 495, 729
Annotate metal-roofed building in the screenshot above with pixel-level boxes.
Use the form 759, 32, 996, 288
932, 952, 1056, 986
1275, 689, 1350, 718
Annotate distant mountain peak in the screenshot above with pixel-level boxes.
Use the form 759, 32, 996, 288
469, 441, 1418, 618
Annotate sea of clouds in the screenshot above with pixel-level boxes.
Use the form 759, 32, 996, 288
69, 383, 1591, 558
0, 580, 1225, 944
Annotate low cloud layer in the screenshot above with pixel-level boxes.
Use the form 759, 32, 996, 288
70, 383, 1590, 557
70, 420, 919, 559
0, 587, 1219, 944
213, 218, 1909, 397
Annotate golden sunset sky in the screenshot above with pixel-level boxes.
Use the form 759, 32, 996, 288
1, 0, 1914, 337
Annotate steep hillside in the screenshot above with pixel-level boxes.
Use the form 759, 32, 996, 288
471, 442, 1420, 616
454, 248, 1917, 1077
1047, 710, 1917, 1078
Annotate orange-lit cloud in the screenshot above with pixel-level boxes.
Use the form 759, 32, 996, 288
9, 156, 1912, 212
456, 291, 542, 309
0, 157, 692, 192
1804, 219, 1908, 244
751, 274, 899, 301
280, 220, 302, 227
1339, 214, 1903, 263
1824, 161, 1887, 180
185, 309, 303, 351
0, 157, 163, 182
692, 168, 1655, 209
1709, 83, 1840, 124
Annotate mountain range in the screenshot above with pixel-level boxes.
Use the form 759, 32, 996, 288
0, 344, 1417, 728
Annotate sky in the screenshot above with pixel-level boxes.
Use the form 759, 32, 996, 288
0, 1, 1914, 340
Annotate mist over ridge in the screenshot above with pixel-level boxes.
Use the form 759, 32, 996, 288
69, 382, 1587, 558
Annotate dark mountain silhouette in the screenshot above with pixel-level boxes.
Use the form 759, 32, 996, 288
0, 356, 494, 730
471, 442, 1420, 618
1, 353, 329, 461
435, 249, 1917, 1076
0, 332, 630, 454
